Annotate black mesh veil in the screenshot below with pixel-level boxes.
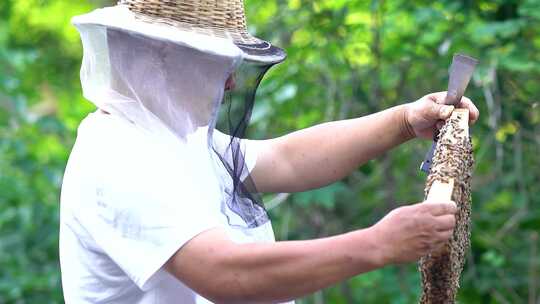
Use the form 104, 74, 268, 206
211, 61, 277, 229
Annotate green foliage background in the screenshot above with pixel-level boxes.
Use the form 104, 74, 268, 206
0, 0, 539, 303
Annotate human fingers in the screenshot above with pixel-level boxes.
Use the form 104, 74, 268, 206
435, 229, 454, 243
457, 96, 479, 124
421, 97, 454, 121
426, 91, 447, 103
423, 201, 458, 216
434, 214, 456, 231
428, 92, 479, 123
424, 92, 456, 120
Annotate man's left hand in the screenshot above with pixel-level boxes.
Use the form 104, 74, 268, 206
405, 91, 480, 139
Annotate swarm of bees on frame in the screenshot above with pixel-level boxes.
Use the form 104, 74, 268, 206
419, 111, 474, 304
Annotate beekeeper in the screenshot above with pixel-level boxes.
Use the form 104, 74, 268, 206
60, 0, 480, 303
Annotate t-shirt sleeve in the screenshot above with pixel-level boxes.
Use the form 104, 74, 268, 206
211, 129, 261, 180
242, 138, 261, 176
73, 136, 227, 291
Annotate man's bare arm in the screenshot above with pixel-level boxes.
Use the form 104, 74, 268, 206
165, 201, 457, 304
166, 227, 381, 303
251, 104, 414, 193
251, 93, 479, 194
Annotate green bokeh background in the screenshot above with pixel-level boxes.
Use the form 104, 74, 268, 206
1, 0, 539, 303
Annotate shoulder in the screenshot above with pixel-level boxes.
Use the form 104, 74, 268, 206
63, 112, 224, 221
74, 112, 181, 169
71, 112, 221, 197
66, 112, 190, 198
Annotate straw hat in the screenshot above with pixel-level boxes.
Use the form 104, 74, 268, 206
72, 0, 286, 64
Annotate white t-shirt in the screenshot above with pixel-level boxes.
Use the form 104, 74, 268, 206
59, 111, 291, 303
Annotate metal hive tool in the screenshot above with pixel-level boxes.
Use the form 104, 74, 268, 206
420, 54, 478, 173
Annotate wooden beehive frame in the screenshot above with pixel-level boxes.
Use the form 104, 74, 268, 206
420, 108, 474, 304
426, 109, 469, 202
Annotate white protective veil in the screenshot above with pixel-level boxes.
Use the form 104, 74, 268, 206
73, 8, 282, 229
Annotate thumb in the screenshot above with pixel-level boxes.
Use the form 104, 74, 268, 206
434, 104, 454, 120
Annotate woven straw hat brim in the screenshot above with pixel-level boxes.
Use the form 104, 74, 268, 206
73, 6, 285, 64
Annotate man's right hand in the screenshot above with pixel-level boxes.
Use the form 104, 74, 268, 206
372, 200, 457, 265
